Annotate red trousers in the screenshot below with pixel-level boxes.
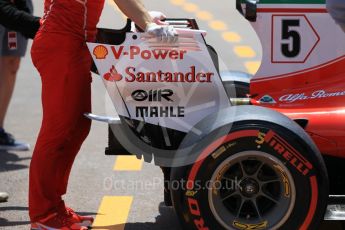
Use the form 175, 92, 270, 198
29, 31, 92, 222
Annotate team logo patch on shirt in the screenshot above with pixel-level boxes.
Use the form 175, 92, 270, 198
8, 32, 17, 50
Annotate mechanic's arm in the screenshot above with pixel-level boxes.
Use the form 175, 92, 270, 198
113, 0, 152, 30
114, 0, 176, 41
0, 0, 40, 39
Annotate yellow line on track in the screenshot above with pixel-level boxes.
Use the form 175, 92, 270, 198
209, 20, 228, 31
196, 11, 213, 21
183, 3, 199, 12
92, 196, 133, 230
170, 0, 186, 6
113, 156, 144, 171
234, 46, 256, 58
245, 61, 261, 75
170, 0, 260, 73
222, 31, 242, 43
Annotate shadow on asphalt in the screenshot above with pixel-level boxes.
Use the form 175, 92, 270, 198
0, 206, 28, 212
92, 202, 181, 230
0, 150, 30, 172
0, 207, 30, 227
0, 218, 30, 227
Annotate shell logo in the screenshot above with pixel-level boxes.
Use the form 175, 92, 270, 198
93, 45, 108, 59
103, 65, 123, 82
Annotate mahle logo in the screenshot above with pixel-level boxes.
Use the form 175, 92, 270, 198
93, 45, 108, 59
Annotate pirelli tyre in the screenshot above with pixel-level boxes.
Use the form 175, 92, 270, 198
170, 121, 328, 230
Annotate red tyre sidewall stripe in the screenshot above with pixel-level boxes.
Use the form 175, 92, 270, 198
187, 129, 319, 230
187, 130, 259, 189
299, 176, 319, 230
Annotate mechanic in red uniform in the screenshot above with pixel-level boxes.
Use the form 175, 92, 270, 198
29, 0, 176, 229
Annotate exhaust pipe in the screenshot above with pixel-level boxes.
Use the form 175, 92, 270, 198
230, 98, 251, 105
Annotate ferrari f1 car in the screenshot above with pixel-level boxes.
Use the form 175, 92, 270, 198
86, 0, 345, 229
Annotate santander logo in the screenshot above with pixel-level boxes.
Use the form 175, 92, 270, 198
103, 65, 123, 82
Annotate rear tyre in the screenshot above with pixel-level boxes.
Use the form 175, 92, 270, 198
171, 121, 328, 230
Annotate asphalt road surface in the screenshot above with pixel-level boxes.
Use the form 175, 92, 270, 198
0, 0, 343, 229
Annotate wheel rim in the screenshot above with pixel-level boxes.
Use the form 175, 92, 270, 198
208, 151, 296, 230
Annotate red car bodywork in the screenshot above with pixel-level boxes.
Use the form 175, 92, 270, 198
251, 56, 345, 158
242, 1, 345, 158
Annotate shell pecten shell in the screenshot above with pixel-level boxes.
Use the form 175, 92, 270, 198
93, 45, 109, 59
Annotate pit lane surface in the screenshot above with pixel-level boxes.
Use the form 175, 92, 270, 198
0, 0, 342, 229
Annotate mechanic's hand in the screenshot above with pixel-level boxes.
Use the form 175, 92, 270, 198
149, 11, 168, 25
145, 23, 178, 43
